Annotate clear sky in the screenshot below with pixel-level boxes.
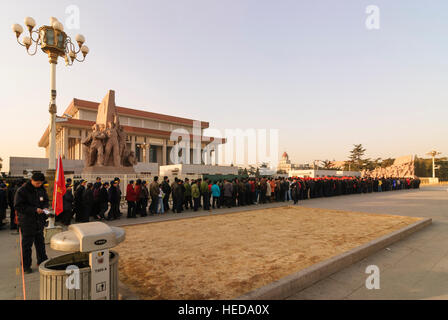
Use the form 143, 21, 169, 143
1, 0, 447, 172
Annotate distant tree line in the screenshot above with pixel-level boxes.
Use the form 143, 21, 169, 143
239, 145, 448, 179
415, 156, 448, 179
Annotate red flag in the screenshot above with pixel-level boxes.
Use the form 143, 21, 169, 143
53, 156, 66, 216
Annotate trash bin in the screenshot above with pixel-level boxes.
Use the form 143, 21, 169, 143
39, 222, 125, 300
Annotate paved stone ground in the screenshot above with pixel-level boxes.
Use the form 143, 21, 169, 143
0, 185, 446, 300
287, 185, 448, 300
0, 200, 293, 300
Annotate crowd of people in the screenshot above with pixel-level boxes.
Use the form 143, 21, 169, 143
0, 175, 421, 229
0, 174, 421, 274
59, 175, 422, 224
0, 178, 25, 230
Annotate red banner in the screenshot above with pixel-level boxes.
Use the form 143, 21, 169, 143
52, 156, 66, 216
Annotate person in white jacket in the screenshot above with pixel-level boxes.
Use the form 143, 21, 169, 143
266, 181, 272, 203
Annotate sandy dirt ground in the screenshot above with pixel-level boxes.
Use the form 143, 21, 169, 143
115, 206, 422, 300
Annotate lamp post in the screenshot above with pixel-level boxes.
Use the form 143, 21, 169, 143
12, 17, 89, 236
426, 150, 442, 179
12, 17, 89, 172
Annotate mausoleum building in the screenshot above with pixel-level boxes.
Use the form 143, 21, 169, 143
9, 91, 236, 177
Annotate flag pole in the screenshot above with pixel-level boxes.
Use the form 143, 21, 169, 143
44, 155, 65, 244
48, 155, 59, 229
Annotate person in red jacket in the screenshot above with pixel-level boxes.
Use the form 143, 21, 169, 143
135, 179, 146, 217
126, 180, 137, 218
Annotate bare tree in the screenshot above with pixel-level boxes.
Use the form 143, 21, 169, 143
320, 160, 333, 169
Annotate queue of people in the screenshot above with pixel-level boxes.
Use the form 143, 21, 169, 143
0, 178, 26, 230
0, 174, 421, 275
118, 175, 422, 217
66, 177, 124, 224
0, 175, 422, 229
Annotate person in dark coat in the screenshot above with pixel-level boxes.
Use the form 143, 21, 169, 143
141, 181, 149, 216
171, 178, 178, 213
173, 179, 185, 213
81, 183, 94, 222
231, 179, 238, 207
259, 179, 267, 204
14, 173, 49, 274
6, 181, 20, 230
0, 182, 7, 229
93, 177, 102, 190
280, 179, 287, 202
61, 184, 74, 225
245, 180, 252, 205
74, 180, 86, 222
161, 177, 171, 212
113, 178, 123, 217
291, 179, 300, 205
171, 178, 179, 213
107, 180, 121, 220
92, 178, 102, 219
237, 179, 246, 206
149, 177, 160, 215
96, 182, 109, 220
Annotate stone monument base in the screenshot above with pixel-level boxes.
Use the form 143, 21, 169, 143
82, 165, 136, 175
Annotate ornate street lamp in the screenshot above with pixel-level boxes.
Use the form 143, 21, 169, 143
12, 16, 90, 171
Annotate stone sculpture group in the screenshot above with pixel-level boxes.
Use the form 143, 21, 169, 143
81, 90, 137, 169
82, 119, 137, 168
361, 155, 415, 178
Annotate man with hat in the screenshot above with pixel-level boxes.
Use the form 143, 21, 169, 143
14, 172, 49, 274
